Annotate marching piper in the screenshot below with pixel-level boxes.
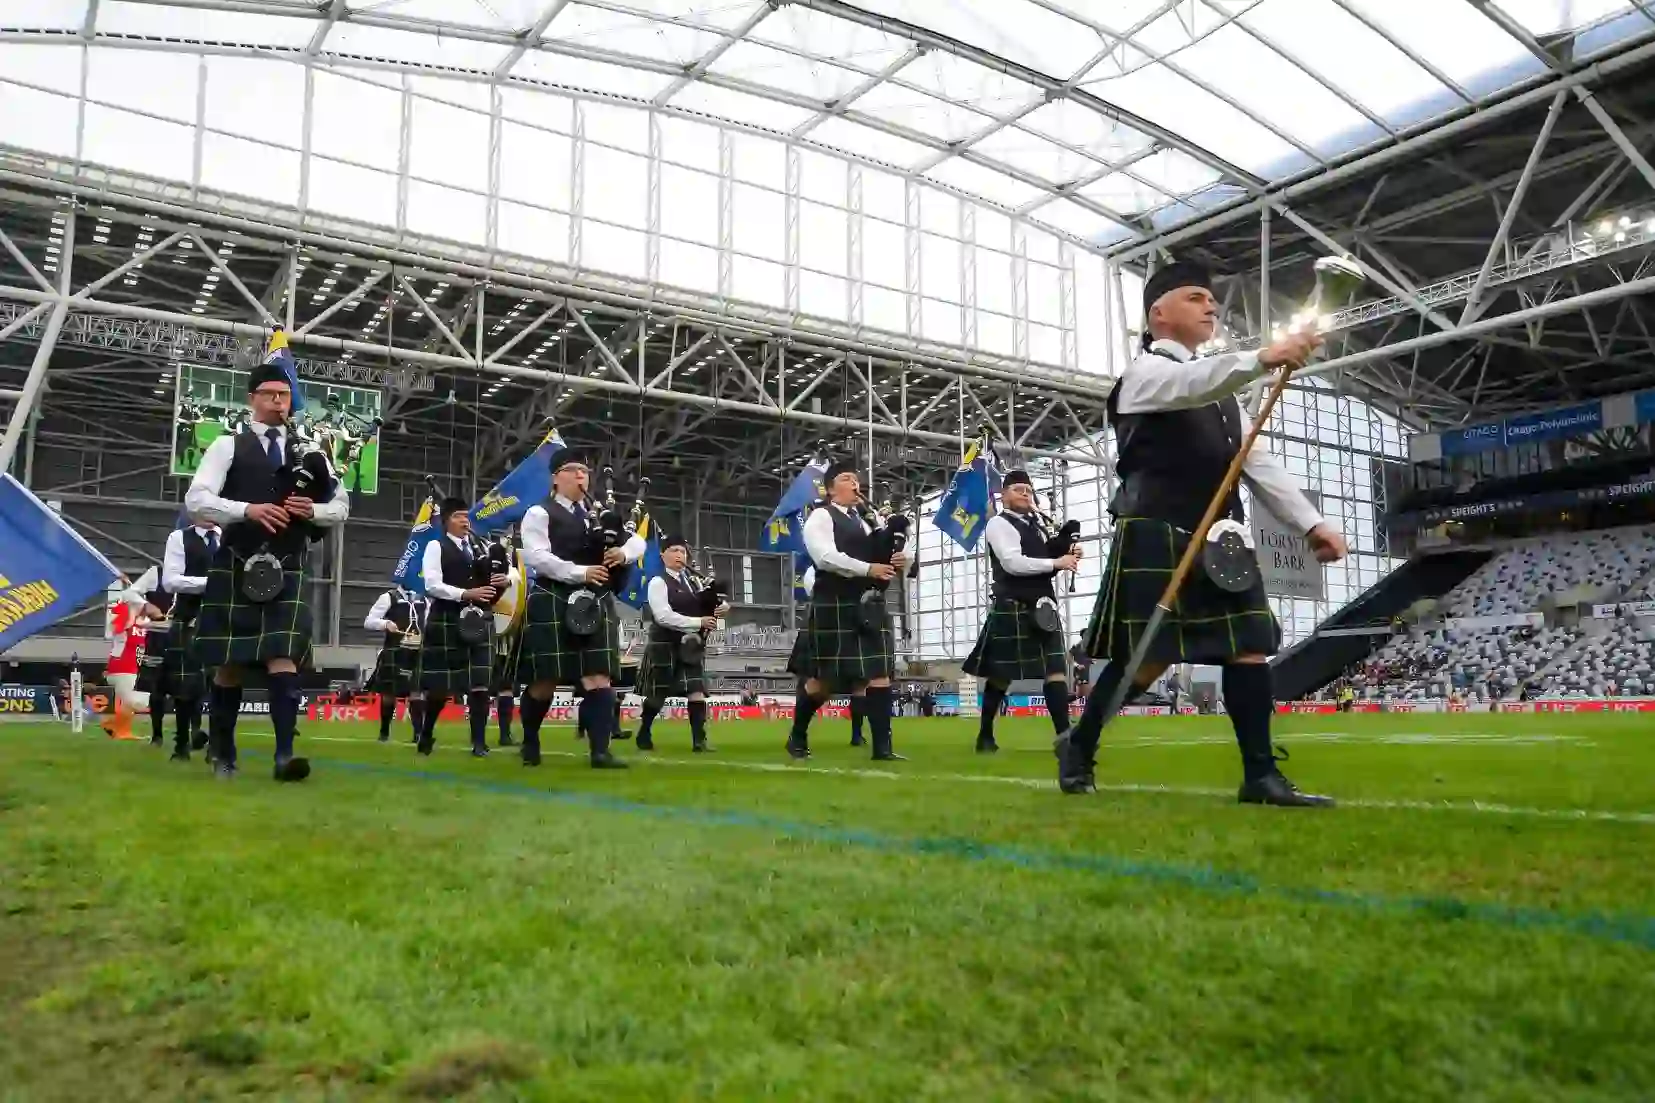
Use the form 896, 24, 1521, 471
1058, 261, 1344, 806
184, 360, 351, 782
785, 460, 910, 761
415, 498, 515, 758
963, 470, 1081, 753
157, 519, 219, 759
363, 583, 425, 744
514, 455, 646, 769
635, 533, 727, 753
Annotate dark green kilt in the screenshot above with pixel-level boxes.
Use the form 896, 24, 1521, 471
635, 635, 707, 701
785, 608, 813, 679
366, 645, 416, 695
1082, 517, 1279, 666
191, 550, 314, 670
962, 599, 1067, 682
518, 584, 620, 686
798, 590, 893, 690
491, 634, 520, 693
415, 605, 495, 694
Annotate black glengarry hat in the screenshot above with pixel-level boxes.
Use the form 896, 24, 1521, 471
823, 458, 860, 484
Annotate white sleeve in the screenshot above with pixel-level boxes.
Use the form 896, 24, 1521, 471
804, 507, 871, 578
801, 566, 815, 597
183, 436, 247, 525
1238, 407, 1325, 535
363, 591, 393, 632
422, 539, 466, 602
520, 505, 589, 585
1113, 349, 1269, 414
311, 466, 351, 526
161, 531, 208, 594
647, 576, 703, 631
620, 532, 646, 564
985, 514, 1055, 576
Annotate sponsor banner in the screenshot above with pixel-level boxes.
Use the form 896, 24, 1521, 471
1443, 612, 1543, 632
1438, 401, 1603, 457
1282, 697, 1655, 713
1393, 474, 1655, 529
1592, 600, 1655, 618
0, 683, 51, 714
1252, 490, 1324, 600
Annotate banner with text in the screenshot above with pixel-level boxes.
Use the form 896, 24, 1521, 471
1251, 490, 1323, 600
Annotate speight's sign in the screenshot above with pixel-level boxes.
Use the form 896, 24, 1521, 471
1393, 474, 1655, 528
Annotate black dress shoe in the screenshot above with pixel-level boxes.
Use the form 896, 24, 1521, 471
416, 736, 435, 757
975, 737, 999, 754
693, 742, 713, 753
377, 733, 389, 743
871, 751, 907, 762
470, 745, 490, 759
635, 738, 655, 751
850, 734, 866, 747
521, 747, 542, 767
590, 752, 628, 769
169, 749, 190, 763
785, 739, 810, 760
191, 731, 210, 752
498, 734, 515, 747
1238, 772, 1334, 808
214, 762, 236, 781
273, 756, 311, 783
149, 737, 163, 748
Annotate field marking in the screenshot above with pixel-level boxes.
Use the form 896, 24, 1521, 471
1118, 732, 1594, 747
264, 731, 1655, 826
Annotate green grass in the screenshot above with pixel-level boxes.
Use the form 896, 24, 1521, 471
2, 710, 1653, 1101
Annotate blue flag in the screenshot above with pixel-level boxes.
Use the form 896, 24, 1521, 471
617, 515, 660, 611
792, 547, 813, 601
935, 438, 1000, 551
390, 496, 439, 596
471, 428, 565, 534
0, 474, 120, 653
264, 329, 303, 414
760, 458, 828, 558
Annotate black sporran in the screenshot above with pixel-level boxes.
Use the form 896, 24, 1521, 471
1201, 520, 1260, 594
457, 604, 492, 645
564, 587, 603, 636
1031, 596, 1062, 636
239, 551, 285, 603
857, 589, 887, 637
677, 632, 706, 666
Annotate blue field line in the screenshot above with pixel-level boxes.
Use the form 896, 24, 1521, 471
327, 759, 1655, 953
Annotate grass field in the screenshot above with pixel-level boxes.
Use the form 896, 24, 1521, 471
2, 709, 1653, 1101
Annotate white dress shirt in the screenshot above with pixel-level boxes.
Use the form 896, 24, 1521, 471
520, 496, 646, 585
184, 422, 351, 528
161, 527, 215, 595
364, 590, 395, 632
647, 571, 705, 632
799, 566, 815, 597
803, 502, 873, 578
985, 512, 1056, 576
1114, 339, 1324, 535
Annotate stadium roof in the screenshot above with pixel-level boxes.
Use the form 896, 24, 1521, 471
8, 0, 1655, 251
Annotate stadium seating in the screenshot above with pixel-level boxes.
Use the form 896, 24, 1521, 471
1360, 625, 1580, 701
1545, 619, 1655, 698
1442, 526, 1655, 616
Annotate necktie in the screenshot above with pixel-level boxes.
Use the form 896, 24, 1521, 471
205, 531, 219, 558
265, 427, 283, 469
575, 503, 589, 524
460, 539, 473, 562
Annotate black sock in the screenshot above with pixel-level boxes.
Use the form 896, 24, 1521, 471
1044, 679, 1071, 738
407, 697, 425, 738
688, 699, 708, 747
1223, 663, 1277, 781
584, 687, 615, 759
173, 696, 195, 752
865, 685, 894, 755
520, 692, 551, 750
850, 695, 865, 741
613, 695, 624, 733
789, 688, 823, 745
979, 684, 1006, 743
208, 683, 243, 767
378, 694, 395, 738
423, 695, 448, 742
150, 693, 169, 743
467, 690, 490, 750
638, 700, 662, 743
497, 693, 515, 742
269, 671, 301, 762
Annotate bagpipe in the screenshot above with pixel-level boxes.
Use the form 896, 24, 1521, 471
850, 496, 912, 636
565, 467, 648, 637
1025, 496, 1079, 635
456, 532, 511, 645
676, 549, 728, 665
239, 418, 337, 603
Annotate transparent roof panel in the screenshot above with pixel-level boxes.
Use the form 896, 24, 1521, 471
1, 0, 1647, 254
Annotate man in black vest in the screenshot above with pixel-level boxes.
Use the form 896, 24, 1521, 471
963, 470, 1082, 753
635, 533, 726, 752
154, 519, 218, 759
786, 459, 910, 761
515, 455, 646, 768
1059, 261, 1344, 806
415, 498, 514, 758
134, 566, 175, 749
364, 584, 425, 743
184, 361, 350, 782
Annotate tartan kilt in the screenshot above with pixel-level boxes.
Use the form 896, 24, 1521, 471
366, 645, 417, 695
785, 607, 813, 679
962, 600, 1068, 681
1082, 516, 1279, 666
415, 606, 495, 695
798, 590, 893, 690
191, 550, 314, 670
635, 635, 707, 701
491, 633, 521, 693
518, 584, 620, 686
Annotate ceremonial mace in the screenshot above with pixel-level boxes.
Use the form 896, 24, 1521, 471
1099, 255, 1368, 717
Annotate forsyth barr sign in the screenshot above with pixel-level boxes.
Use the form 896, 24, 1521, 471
1251, 491, 1324, 601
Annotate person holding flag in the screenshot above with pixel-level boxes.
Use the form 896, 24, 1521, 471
471, 426, 565, 535
635, 533, 726, 753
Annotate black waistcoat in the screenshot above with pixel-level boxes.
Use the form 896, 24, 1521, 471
540, 499, 599, 580
146, 588, 173, 617
219, 427, 318, 555
1107, 349, 1245, 531
814, 504, 876, 599
431, 537, 478, 612
171, 528, 213, 621
649, 570, 703, 642
990, 511, 1057, 603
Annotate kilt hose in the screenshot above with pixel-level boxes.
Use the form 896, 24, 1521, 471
366, 645, 417, 696
962, 600, 1068, 682
415, 606, 495, 695
635, 636, 707, 701
192, 550, 314, 670
798, 590, 894, 691
518, 584, 621, 686
1082, 516, 1280, 667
